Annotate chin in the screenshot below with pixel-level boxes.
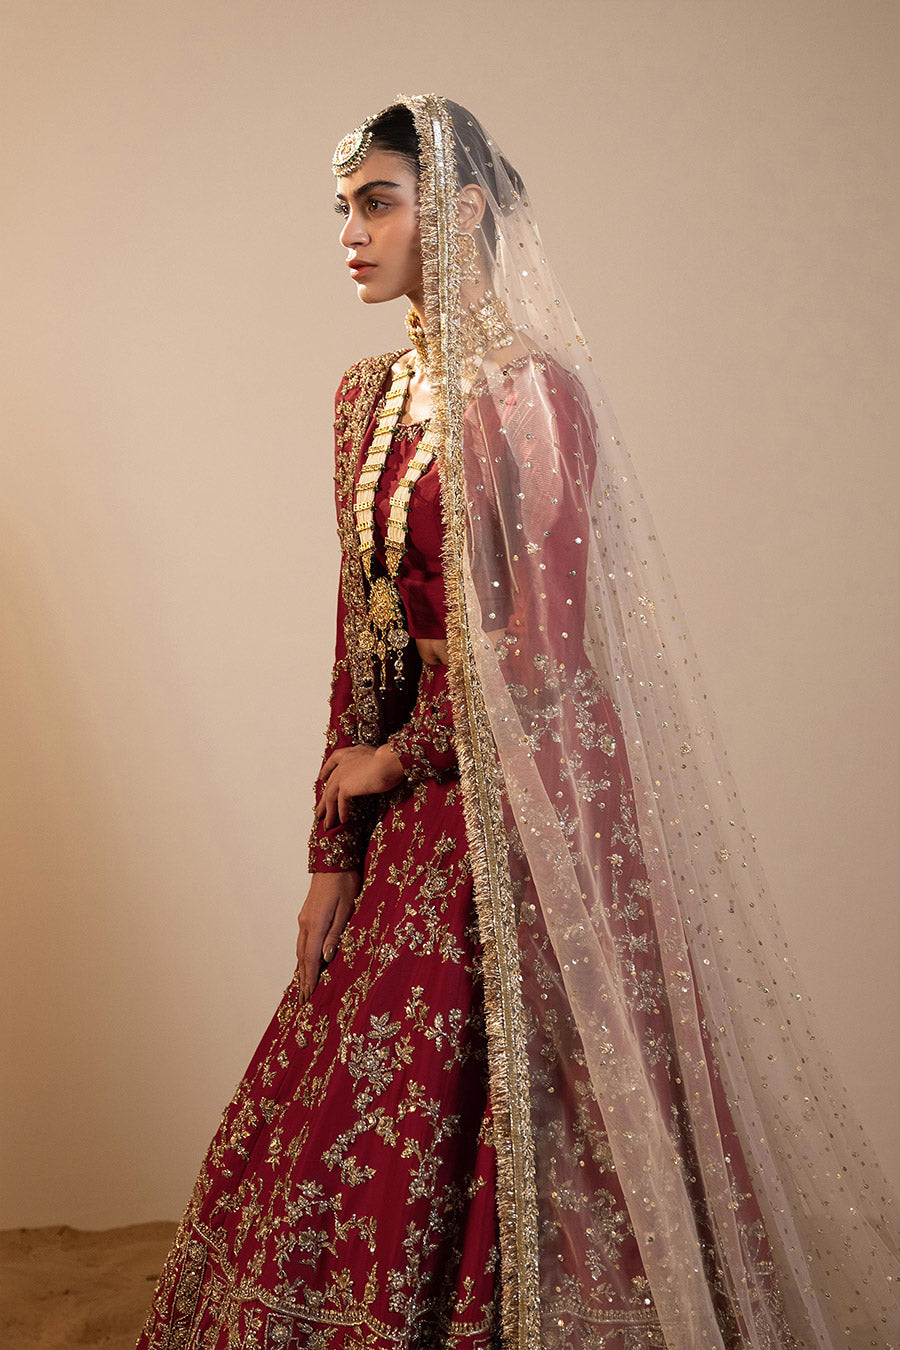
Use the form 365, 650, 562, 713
355, 280, 404, 307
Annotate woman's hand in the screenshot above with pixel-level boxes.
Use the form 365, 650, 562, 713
315, 743, 404, 829
295, 870, 362, 1003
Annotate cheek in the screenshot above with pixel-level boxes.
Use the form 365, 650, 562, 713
386, 225, 419, 276
406, 224, 423, 270
398, 210, 421, 260
377, 210, 420, 281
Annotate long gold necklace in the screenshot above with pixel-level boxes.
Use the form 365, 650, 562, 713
354, 359, 439, 687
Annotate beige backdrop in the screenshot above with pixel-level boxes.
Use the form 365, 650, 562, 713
1, 0, 897, 1230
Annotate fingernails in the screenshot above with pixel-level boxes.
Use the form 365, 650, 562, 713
324, 944, 337, 963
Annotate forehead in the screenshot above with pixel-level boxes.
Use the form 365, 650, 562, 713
335, 147, 418, 197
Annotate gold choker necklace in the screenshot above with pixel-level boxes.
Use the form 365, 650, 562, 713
355, 361, 438, 688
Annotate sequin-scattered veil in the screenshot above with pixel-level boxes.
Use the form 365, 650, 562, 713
361, 95, 899, 1348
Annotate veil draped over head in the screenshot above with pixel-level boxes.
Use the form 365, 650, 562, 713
349, 94, 899, 1349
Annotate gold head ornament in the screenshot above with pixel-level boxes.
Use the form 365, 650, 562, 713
332, 117, 376, 178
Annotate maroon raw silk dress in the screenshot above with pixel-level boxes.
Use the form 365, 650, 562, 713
137, 356, 779, 1350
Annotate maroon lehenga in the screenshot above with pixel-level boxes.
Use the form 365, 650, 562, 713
137, 377, 506, 1348
138, 360, 791, 1350
137, 671, 501, 1349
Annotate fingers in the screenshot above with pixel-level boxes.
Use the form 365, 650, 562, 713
314, 778, 335, 823
299, 926, 320, 1004
295, 928, 309, 999
316, 746, 378, 826
295, 912, 322, 1004
316, 775, 354, 830
297, 902, 353, 1002
321, 894, 354, 965
296, 872, 362, 1001
315, 776, 339, 829
318, 746, 347, 782
325, 781, 341, 830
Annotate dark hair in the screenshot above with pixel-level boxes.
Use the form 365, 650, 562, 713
367, 104, 421, 178
367, 100, 525, 257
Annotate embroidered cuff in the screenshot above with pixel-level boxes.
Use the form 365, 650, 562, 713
385, 727, 443, 785
307, 785, 371, 874
385, 665, 458, 785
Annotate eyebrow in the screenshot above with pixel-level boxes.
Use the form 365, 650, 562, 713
334, 179, 403, 203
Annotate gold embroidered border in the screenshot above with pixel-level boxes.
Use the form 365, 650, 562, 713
397, 92, 542, 1349
170, 1221, 500, 1349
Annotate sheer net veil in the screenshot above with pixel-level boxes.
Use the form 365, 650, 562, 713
351, 94, 899, 1349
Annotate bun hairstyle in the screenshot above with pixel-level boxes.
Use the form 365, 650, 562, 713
367, 99, 526, 258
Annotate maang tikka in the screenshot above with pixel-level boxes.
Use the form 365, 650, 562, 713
332, 116, 376, 178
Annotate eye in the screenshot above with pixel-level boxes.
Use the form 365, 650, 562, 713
366, 198, 390, 213
334, 201, 349, 216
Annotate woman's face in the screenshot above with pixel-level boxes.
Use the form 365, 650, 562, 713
335, 148, 423, 306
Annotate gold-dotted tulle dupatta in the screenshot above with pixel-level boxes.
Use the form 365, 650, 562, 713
395, 94, 899, 1349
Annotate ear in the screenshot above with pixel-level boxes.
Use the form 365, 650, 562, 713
457, 185, 487, 233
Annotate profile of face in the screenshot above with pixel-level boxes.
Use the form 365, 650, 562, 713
335, 148, 423, 306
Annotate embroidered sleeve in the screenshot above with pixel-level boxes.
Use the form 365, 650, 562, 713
385, 664, 458, 785
307, 581, 377, 872
307, 367, 376, 874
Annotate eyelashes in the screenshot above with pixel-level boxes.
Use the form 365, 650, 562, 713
333, 199, 389, 217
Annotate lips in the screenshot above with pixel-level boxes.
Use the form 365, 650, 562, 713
347, 260, 375, 275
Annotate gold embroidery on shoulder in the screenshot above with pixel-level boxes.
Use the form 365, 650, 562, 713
334, 353, 403, 747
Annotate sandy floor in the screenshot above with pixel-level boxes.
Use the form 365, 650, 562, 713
0, 1223, 178, 1350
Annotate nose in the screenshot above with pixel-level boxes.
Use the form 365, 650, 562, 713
339, 208, 369, 250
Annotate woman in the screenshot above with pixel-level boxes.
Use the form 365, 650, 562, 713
137, 97, 898, 1350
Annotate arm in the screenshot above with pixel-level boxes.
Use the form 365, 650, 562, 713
298, 365, 382, 999
306, 576, 380, 871
298, 577, 371, 1001
315, 660, 457, 824
301, 665, 457, 1006
383, 661, 457, 783
308, 362, 395, 869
